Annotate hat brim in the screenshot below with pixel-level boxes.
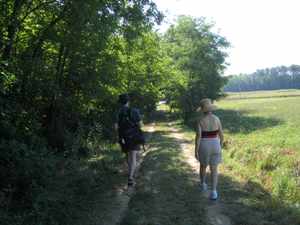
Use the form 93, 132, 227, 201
197, 104, 217, 112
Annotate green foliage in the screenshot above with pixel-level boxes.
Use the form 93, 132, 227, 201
1, 0, 163, 147
0, 0, 166, 223
0, 1, 231, 223
163, 16, 229, 121
0, 137, 56, 225
98, 31, 174, 115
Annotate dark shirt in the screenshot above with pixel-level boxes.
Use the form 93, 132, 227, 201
116, 106, 141, 125
116, 106, 142, 151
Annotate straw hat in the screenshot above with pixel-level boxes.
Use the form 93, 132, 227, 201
197, 98, 217, 112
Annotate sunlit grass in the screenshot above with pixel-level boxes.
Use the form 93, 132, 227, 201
215, 91, 300, 208
225, 89, 300, 100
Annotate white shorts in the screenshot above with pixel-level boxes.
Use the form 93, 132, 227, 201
198, 138, 222, 166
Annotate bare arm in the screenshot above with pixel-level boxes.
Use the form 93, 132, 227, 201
114, 123, 118, 131
195, 122, 202, 159
217, 118, 224, 146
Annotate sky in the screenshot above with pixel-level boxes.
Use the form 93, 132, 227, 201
153, 0, 300, 76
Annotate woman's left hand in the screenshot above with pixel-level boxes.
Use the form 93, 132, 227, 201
195, 150, 199, 160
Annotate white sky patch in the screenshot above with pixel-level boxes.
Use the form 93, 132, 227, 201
153, 0, 300, 75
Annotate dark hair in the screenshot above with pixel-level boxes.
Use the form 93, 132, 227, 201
118, 93, 129, 105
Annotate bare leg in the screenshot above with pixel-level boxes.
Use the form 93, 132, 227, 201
127, 150, 138, 180
200, 164, 207, 184
210, 165, 218, 191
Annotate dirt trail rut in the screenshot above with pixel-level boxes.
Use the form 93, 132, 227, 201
100, 124, 156, 225
102, 123, 231, 225
169, 125, 232, 225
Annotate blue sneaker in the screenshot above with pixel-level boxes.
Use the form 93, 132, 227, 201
210, 190, 218, 200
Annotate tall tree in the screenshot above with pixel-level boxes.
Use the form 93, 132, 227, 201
163, 16, 229, 120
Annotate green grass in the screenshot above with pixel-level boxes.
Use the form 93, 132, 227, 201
123, 102, 300, 225
165, 90, 300, 225
155, 107, 300, 225
94, 94, 300, 225
43, 94, 300, 225
214, 91, 300, 223
225, 89, 300, 100
7, 92, 299, 225
9, 143, 128, 225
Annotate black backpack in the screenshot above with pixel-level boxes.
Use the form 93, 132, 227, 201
118, 108, 145, 148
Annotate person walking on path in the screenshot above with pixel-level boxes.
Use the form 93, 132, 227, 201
114, 94, 143, 187
195, 98, 224, 200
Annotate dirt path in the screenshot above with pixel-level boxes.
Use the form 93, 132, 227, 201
100, 121, 233, 225
168, 124, 233, 225
99, 124, 156, 225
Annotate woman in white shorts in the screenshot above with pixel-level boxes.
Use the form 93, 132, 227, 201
195, 98, 224, 200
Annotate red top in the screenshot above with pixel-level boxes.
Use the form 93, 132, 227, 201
201, 130, 219, 138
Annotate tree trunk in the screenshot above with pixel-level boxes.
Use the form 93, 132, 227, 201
46, 42, 69, 151
2, 0, 24, 61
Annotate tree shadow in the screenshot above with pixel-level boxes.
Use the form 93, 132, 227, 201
215, 109, 283, 134
151, 107, 283, 135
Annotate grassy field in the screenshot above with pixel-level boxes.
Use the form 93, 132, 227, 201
172, 90, 300, 224
226, 89, 300, 100
216, 90, 300, 213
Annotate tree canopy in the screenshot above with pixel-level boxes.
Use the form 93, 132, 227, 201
0, 2, 229, 223
163, 16, 229, 121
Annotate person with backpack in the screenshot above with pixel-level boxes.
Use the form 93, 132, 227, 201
114, 94, 144, 186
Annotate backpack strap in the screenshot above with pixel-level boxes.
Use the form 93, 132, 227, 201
125, 107, 139, 126
118, 107, 136, 128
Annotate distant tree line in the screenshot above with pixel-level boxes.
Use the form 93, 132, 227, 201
224, 65, 300, 92
0, 1, 229, 223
